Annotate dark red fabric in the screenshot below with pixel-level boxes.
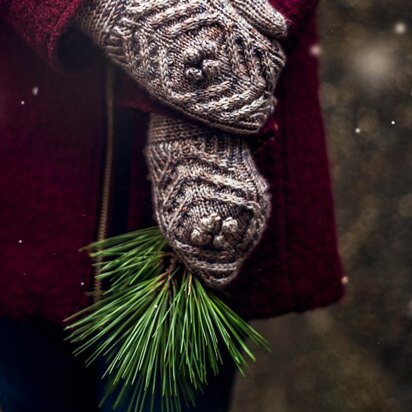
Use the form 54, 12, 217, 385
0, 0, 344, 325
0, 22, 105, 324
1, 0, 88, 70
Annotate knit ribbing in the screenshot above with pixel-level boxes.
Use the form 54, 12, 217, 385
75, 0, 286, 134
146, 114, 271, 287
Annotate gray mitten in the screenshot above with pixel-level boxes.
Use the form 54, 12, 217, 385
75, 0, 287, 133
146, 113, 271, 288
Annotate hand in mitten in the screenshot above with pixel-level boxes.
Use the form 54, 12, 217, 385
75, 0, 287, 133
146, 113, 270, 288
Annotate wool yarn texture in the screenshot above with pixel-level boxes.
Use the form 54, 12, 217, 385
146, 114, 271, 287
75, 0, 287, 134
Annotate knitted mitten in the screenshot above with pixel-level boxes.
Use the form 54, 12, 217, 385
75, 0, 286, 133
146, 113, 271, 288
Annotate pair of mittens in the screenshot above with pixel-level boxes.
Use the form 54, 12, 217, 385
76, 0, 287, 287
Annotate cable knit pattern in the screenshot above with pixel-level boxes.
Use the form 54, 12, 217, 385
146, 114, 271, 287
75, 0, 286, 134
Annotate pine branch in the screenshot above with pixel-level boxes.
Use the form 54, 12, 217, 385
65, 226, 269, 412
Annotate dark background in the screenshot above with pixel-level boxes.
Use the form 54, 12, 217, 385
231, 1, 412, 411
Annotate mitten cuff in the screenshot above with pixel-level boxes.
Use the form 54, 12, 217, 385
74, 0, 121, 50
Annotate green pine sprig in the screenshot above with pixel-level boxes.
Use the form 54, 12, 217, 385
65, 227, 269, 412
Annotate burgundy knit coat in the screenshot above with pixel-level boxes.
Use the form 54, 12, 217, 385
0, 0, 344, 325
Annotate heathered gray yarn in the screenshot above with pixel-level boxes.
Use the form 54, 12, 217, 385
76, 0, 286, 286
146, 114, 271, 287
75, 0, 286, 134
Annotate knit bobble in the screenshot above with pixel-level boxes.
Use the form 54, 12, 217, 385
185, 67, 205, 83
202, 60, 220, 80
184, 43, 220, 84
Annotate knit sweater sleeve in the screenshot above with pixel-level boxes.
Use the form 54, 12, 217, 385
0, 0, 89, 70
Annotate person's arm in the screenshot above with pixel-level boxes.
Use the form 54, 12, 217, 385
0, 0, 89, 70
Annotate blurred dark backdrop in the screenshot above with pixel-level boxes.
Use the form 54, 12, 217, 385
231, 1, 412, 411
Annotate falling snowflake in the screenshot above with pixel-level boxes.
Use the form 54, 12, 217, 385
355, 128, 361, 134
309, 44, 322, 57
394, 21, 407, 35
32, 86, 39, 96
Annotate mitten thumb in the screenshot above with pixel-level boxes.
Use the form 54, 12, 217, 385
230, 0, 288, 38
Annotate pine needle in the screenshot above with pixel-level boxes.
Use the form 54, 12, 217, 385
65, 226, 269, 412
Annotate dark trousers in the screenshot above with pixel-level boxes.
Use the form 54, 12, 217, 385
0, 318, 236, 412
